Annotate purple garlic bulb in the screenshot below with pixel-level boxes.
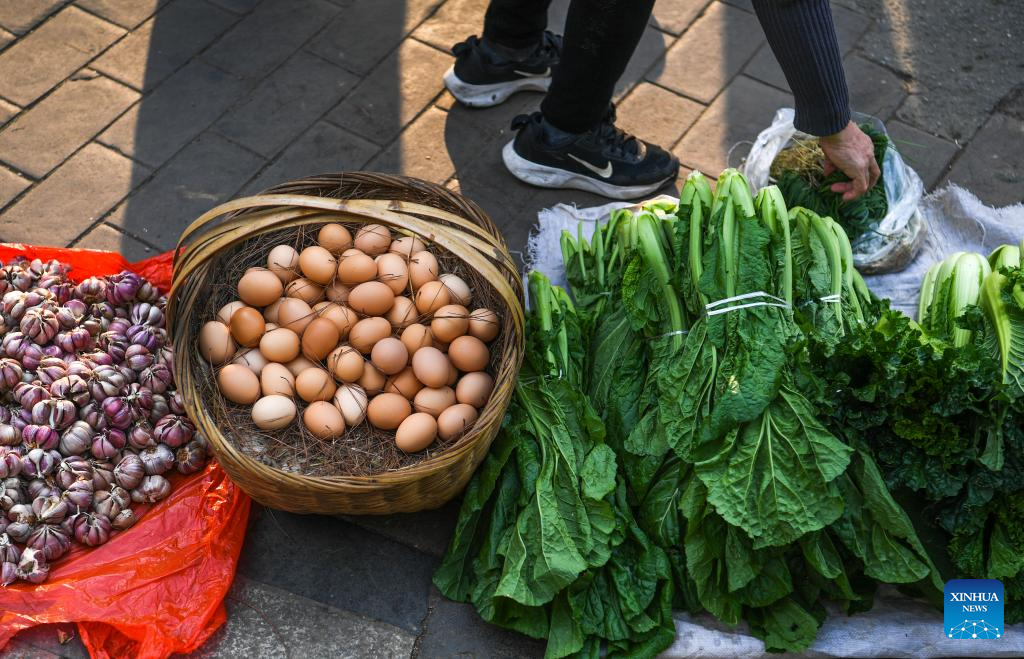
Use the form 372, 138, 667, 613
50, 374, 90, 407
175, 440, 207, 475
21, 343, 44, 371
89, 460, 115, 491
17, 547, 50, 583
131, 474, 171, 504
5, 521, 31, 543
124, 345, 153, 372
55, 327, 93, 353
0, 424, 19, 447
27, 478, 60, 500
135, 280, 161, 304
126, 324, 162, 351
36, 357, 68, 386
76, 277, 107, 303
55, 303, 84, 329
32, 496, 69, 525
0, 358, 23, 392
91, 428, 127, 460
78, 401, 107, 432
72, 513, 112, 547
139, 444, 174, 476
1, 332, 30, 360
88, 365, 126, 402
56, 455, 93, 490
1, 480, 24, 512
130, 302, 164, 327
20, 306, 59, 344
114, 453, 145, 490
0, 449, 22, 478
153, 415, 193, 449
14, 381, 50, 409
66, 360, 94, 379
105, 271, 141, 306
139, 364, 172, 394
1, 559, 15, 586
149, 395, 169, 424
31, 398, 77, 430
7, 502, 36, 525
22, 448, 60, 478
168, 390, 186, 416
111, 509, 136, 531
127, 422, 155, 451
22, 425, 59, 451
27, 523, 71, 561
101, 396, 132, 430
62, 478, 94, 510
91, 490, 123, 520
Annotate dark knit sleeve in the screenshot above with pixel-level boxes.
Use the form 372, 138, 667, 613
752, 0, 851, 136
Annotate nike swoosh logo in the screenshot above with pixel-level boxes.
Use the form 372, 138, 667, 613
513, 67, 551, 78
568, 154, 613, 179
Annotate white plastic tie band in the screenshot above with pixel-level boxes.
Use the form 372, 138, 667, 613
705, 291, 790, 317
819, 293, 841, 303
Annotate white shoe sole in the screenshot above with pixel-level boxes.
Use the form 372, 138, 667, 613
502, 141, 672, 201
443, 67, 551, 108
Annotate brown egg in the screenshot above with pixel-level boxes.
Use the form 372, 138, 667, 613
389, 236, 427, 260
385, 366, 424, 399
448, 335, 489, 372
409, 251, 439, 289
324, 281, 351, 304
400, 323, 432, 355
276, 298, 314, 335
285, 355, 318, 377
468, 308, 500, 342
298, 246, 338, 285
217, 364, 260, 404
413, 386, 456, 417
313, 301, 358, 339
217, 300, 246, 325
267, 245, 300, 284
367, 392, 412, 430
430, 304, 469, 343
251, 395, 296, 430
411, 347, 450, 389
395, 413, 438, 453
333, 384, 368, 426
348, 317, 391, 354
301, 317, 341, 361
318, 223, 353, 254
439, 273, 471, 306
238, 268, 284, 307
415, 280, 450, 314
376, 253, 410, 295
338, 249, 377, 284
259, 327, 300, 362
260, 363, 296, 397
199, 321, 236, 365
231, 348, 269, 376
354, 224, 391, 255
358, 362, 386, 395
447, 360, 458, 386
348, 281, 396, 316
286, 277, 325, 305
303, 401, 345, 439
229, 306, 265, 348
295, 368, 337, 403
437, 403, 479, 441
328, 345, 365, 383
263, 298, 286, 324
456, 372, 494, 408
371, 337, 409, 375
388, 296, 418, 329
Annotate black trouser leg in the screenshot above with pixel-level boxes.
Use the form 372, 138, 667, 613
541, 0, 656, 133
483, 0, 554, 50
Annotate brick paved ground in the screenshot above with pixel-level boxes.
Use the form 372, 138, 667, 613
0, 0, 1021, 657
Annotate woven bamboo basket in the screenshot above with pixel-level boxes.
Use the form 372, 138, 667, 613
167, 173, 524, 515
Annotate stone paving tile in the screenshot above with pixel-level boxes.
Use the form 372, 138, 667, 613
327, 38, 451, 145
651, 1, 763, 104
205, 0, 262, 14
885, 120, 960, 191
345, 498, 461, 558
0, 142, 143, 245
242, 121, 380, 194
99, 60, 250, 168
0, 6, 123, 107
213, 50, 357, 158
201, 0, 339, 81
0, 27, 13, 50
945, 113, 1024, 207
615, 25, 673, 101
719, 0, 753, 11
188, 575, 416, 659
235, 507, 437, 633
0, 98, 17, 127
617, 82, 705, 151
1, 637, 62, 658
0, 72, 138, 178
6, 623, 87, 659
92, 0, 238, 91
0, 164, 29, 211
412, 0, 486, 52
367, 106, 455, 184
307, 0, 444, 76
75, 221, 156, 260
76, 0, 166, 29
0, 0, 66, 35
844, 54, 907, 122
105, 132, 264, 249
435, 89, 456, 111
673, 75, 792, 175
651, 0, 711, 36
418, 586, 545, 659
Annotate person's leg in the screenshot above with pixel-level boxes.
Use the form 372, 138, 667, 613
541, 0, 655, 133
483, 0, 553, 54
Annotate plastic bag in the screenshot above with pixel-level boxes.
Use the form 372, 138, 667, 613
0, 243, 251, 659
741, 108, 927, 273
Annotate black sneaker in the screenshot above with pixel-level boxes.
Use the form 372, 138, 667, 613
443, 33, 561, 108
502, 110, 680, 200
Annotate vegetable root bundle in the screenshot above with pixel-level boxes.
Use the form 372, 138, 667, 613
0, 258, 205, 586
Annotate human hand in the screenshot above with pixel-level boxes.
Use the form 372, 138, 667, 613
819, 121, 881, 202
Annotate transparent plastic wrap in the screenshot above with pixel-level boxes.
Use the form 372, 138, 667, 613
742, 108, 926, 273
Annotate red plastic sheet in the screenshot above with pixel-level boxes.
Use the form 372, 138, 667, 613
0, 243, 251, 658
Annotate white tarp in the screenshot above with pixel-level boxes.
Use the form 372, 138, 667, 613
524, 184, 1024, 657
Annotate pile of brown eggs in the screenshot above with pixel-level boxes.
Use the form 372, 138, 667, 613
196, 223, 500, 454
